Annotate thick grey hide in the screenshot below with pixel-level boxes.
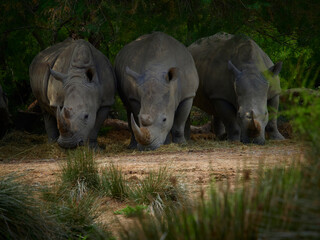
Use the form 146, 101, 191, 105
29, 38, 116, 148
115, 32, 199, 150
0, 85, 10, 139
188, 33, 284, 144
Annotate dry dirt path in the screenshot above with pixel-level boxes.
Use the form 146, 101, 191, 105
0, 139, 304, 191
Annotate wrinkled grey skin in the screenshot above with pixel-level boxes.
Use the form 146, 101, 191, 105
188, 33, 284, 145
30, 39, 116, 148
115, 32, 199, 150
0, 85, 10, 139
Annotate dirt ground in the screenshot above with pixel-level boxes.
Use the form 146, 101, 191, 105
0, 125, 304, 237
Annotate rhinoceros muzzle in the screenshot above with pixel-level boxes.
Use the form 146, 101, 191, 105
56, 107, 85, 148
241, 110, 265, 145
57, 135, 84, 148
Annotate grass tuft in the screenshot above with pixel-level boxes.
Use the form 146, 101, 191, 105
61, 147, 100, 192
101, 163, 129, 201
129, 166, 188, 215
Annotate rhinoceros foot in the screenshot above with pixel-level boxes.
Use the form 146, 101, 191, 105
268, 130, 285, 140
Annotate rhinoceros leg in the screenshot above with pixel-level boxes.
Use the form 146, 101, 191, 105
213, 116, 227, 140
171, 98, 193, 144
266, 95, 285, 140
43, 112, 59, 143
88, 106, 110, 148
211, 99, 240, 142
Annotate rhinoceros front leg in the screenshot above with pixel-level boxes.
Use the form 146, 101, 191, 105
211, 99, 240, 142
171, 98, 193, 144
43, 112, 59, 143
88, 106, 110, 148
266, 95, 285, 140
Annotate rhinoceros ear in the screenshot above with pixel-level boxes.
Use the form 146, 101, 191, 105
48, 65, 68, 83
166, 67, 179, 82
268, 61, 282, 76
228, 60, 241, 77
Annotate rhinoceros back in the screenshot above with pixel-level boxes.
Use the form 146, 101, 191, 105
29, 39, 116, 115
115, 32, 198, 104
188, 33, 280, 111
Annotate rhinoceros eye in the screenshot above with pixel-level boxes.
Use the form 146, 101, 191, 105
86, 69, 93, 82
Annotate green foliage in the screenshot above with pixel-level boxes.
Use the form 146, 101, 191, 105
1, 0, 320, 115
61, 147, 100, 192
0, 174, 62, 240
101, 163, 129, 201
114, 205, 147, 218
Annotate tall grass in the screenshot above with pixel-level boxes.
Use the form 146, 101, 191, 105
101, 163, 129, 201
0, 174, 63, 240
61, 147, 100, 192
120, 162, 303, 240
42, 147, 113, 239
101, 164, 188, 214
129, 166, 188, 215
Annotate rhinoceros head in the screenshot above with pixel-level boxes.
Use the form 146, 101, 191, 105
228, 60, 282, 145
126, 66, 179, 150
49, 44, 100, 148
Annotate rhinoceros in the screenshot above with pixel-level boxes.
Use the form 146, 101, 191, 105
29, 38, 116, 148
0, 85, 10, 139
115, 32, 199, 150
188, 33, 284, 144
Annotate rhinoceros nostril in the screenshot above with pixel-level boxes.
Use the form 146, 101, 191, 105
84, 114, 89, 120
140, 114, 152, 126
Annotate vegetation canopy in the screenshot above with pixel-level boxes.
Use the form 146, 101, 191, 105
0, 0, 319, 114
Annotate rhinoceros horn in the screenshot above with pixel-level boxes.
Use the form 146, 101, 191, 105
131, 113, 151, 145
248, 110, 261, 136
57, 107, 70, 134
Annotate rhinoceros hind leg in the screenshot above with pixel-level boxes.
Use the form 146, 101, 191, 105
171, 98, 193, 144
211, 99, 240, 142
43, 112, 59, 143
266, 95, 285, 140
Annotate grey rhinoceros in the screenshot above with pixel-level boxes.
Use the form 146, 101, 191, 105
188, 33, 284, 145
0, 85, 10, 139
29, 38, 116, 148
115, 32, 199, 150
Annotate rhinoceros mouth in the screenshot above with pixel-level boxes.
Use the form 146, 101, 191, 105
57, 134, 84, 149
